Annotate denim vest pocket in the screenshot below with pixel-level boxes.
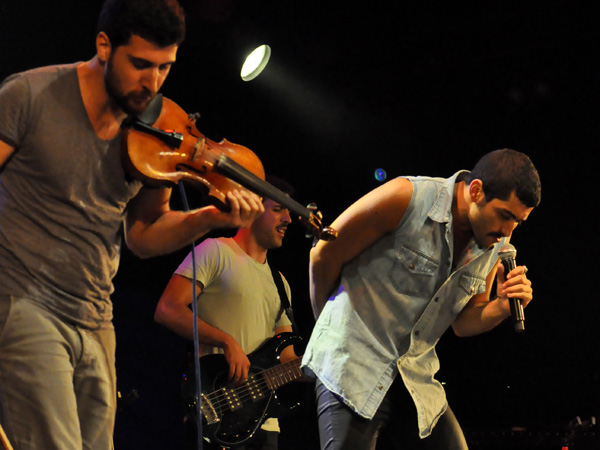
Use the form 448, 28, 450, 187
392, 245, 439, 296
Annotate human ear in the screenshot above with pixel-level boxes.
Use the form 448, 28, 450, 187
96, 32, 112, 65
468, 179, 485, 203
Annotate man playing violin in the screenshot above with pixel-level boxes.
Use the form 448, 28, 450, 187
301, 149, 541, 449
0, 0, 264, 449
155, 176, 299, 450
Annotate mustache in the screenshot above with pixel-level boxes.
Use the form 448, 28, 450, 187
130, 88, 152, 101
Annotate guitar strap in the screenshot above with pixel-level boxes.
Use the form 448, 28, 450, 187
269, 264, 299, 333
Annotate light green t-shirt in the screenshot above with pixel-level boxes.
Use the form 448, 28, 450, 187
175, 237, 292, 357
175, 237, 293, 433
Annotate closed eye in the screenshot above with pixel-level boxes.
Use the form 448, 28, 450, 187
130, 57, 152, 70
129, 56, 174, 72
499, 210, 523, 226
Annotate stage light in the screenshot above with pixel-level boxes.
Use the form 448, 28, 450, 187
240, 44, 271, 81
374, 168, 387, 182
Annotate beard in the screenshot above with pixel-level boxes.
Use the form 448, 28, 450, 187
104, 58, 153, 116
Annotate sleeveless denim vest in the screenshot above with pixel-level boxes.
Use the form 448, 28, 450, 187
302, 171, 506, 438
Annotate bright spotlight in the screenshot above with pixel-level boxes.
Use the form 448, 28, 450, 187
240, 44, 271, 81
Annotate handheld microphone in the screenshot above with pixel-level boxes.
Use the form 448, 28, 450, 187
498, 244, 525, 333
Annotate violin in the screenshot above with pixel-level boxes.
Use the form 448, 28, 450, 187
122, 94, 337, 242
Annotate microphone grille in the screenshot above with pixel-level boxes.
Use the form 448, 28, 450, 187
498, 243, 517, 261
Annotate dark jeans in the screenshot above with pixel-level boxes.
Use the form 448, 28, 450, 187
315, 378, 468, 450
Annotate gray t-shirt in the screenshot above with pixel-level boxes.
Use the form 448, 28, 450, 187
0, 64, 143, 329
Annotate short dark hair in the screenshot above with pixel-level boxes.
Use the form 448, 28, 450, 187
265, 175, 295, 199
467, 149, 541, 208
97, 0, 185, 49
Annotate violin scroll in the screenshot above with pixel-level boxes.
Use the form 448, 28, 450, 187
305, 203, 338, 243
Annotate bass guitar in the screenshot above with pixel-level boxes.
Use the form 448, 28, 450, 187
182, 333, 303, 448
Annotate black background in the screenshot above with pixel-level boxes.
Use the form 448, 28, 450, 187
2, 0, 600, 448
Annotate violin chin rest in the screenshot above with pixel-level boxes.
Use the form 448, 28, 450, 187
135, 93, 163, 125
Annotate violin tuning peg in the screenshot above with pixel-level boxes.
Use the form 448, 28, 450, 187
188, 112, 201, 123
303, 202, 337, 244
306, 203, 323, 220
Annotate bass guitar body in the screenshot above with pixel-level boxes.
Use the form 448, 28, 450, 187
182, 333, 303, 448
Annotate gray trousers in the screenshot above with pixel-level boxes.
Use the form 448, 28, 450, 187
0, 296, 116, 450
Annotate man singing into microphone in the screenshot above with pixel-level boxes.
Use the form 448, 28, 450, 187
301, 149, 541, 449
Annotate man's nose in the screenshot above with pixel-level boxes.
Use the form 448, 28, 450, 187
142, 68, 160, 93
282, 209, 292, 223
502, 221, 518, 237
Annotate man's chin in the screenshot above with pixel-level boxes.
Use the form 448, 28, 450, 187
111, 93, 152, 117
473, 234, 498, 249
272, 236, 285, 249
124, 98, 152, 116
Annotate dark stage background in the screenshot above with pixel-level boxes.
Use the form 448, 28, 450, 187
2, 0, 600, 448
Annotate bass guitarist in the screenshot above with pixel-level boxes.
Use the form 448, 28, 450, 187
155, 176, 298, 450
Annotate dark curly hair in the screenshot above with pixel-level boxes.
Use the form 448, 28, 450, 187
467, 149, 541, 208
97, 0, 185, 49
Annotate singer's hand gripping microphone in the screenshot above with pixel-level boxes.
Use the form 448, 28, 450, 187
498, 244, 525, 333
